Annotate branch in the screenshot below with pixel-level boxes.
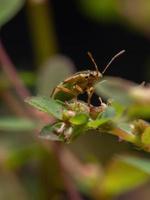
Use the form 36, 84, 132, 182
0, 41, 30, 100
0, 40, 83, 200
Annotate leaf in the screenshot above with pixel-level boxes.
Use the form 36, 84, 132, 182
25, 96, 63, 119
37, 55, 75, 96
39, 124, 62, 141
87, 118, 110, 128
99, 106, 116, 119
128, 104, 150, 119
111, 101, 126, 117
69, 113, 89, 125
78, 0, 118, 21
119, 156, 150, 175
117, 123, 132, 134
100, 156, 150, 198
0, 0, 25, 27
95, 76, 134, 105
20, 71, 36, 87
0, 117, 36, 131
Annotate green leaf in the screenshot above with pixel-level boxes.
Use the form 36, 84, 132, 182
71, 125, 87, 140
0, 0, 25, 27
78, 0, 118, 21
39, 124, 62, 141
117, 123, 132, 134
95, 76, 134, 105
69, 113, 89, 125
119, 156, 150, 175
25, 96, 63, 119
100, 156, 150, 198
20, 71, 36, 87
128, 104, 150, 119
88, 106, 115, 129
0, 117, 36, 131
111, 101, 126, 117
100, 106, 116, 119
87, 118, 110, 128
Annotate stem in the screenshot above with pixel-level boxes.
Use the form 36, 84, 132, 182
110, 127, 139, 144
0, 41, 31, 100
26, 0, 58, 66
52, 143, 83, 200
0, 40, 83, 200
1, 91, 29, 117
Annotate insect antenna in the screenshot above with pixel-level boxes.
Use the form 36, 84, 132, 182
87, 51, 99, 74
102, 50, 125, 74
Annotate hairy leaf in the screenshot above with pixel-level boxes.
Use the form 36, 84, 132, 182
25, 96, 63, 119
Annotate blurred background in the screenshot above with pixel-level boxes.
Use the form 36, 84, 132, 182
1, 0, 150, 199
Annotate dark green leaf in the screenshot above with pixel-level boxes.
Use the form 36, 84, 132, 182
78, 0, 118, 21
0, 117, 36, 131
20, 71, 36, 87
25, 96, 63, 119
40, 124, 62, 141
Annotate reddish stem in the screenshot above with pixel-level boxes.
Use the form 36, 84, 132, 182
52, 142, 83, 200
0, 41, 31, 100
0, 40, 83, 200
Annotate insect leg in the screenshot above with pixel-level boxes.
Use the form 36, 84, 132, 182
74, 84, 84, 93
53, 85, 76, 97
87, 87, 94, 106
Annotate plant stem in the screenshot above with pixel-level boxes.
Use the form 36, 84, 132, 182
26, 0, 58, 66
0, 41, 31, 100
0, 40, 83, 200
52, 142, 83, 200
1, 91, 29, 117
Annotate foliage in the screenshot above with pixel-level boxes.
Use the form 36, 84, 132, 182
0, 0, 25, 27
1, 0, 150, 199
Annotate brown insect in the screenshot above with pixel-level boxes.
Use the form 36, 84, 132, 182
51, 50, 125, 105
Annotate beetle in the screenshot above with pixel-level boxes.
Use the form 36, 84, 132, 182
51, 50, 125, 106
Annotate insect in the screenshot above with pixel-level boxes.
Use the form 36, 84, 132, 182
51, 50, 125, 106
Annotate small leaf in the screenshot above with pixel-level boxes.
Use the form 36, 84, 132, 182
0, 117, 36, 131
20, 71, 36, 87
39, 124, 62, 141
69, 113, 89, 125
141, 127, 150, 145
88, 118, 110, 128
111, 101, 126, 117
95, 76, 134, 105
128, 104, 150, 119
119, 156, 150, 175
117, 123, 132, 134
0, 0, 25, 27
100, 156, 149, 198
100, 106, 116, 119
25, 96, 63, 119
